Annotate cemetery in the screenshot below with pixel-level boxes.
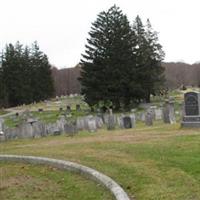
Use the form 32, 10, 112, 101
1, 3, 200, 200
1, 89, 200, 200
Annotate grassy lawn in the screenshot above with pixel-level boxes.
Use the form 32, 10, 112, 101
1, 122, 200, 199
0, 162, 114, 200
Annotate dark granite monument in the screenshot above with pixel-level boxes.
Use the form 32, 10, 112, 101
181, 92, 200, 128
123, 116, 132, 129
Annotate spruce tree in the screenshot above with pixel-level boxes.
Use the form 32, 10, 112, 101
80, 5, 136, 110
133, 16, 165, 102
1, 41, 54, 107
30, 41, 54, 102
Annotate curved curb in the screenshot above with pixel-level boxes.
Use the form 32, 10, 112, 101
0, 155, 131, 200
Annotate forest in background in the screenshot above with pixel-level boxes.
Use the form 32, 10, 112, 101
51, 62, 200, 96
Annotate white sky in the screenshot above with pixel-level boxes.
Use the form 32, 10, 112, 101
0, 0, 200, 68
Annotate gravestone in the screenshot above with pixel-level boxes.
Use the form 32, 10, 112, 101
145, 112, 153, 126
123, 116, 132, 129
107, 114, 116, 130
87, 118, 97, 132
95, 116, 104, 129
38, 108, 43, 112
181, 92, 200, 127
155, 108, 163, 120
76, 104, 81, 112
117, 114, 125, 129
64, 122, 78, 136
76, 117, 86, 131
129, 114, 136, 128
0, 118, 4, 132
0, 118, 5, 142
163, 100, 176, 124
66, 105, 71, 113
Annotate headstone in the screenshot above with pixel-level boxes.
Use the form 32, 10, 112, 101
76, 104, 81, 112
76, 117, 86, 130
129, 114, 136, 128
107, 114, 116, 130
64, 122, 78, 136
123, 116, 132, 129
56, 116, 66, 132
0, 118, 4, 132
145, 112, 153, 126
95, 116, 104, 129
66, 105, 71, 113
155, 108, 163, 120
181, 92, 200, 127
163, 100, 176, 124
38, 108, 43, 112
87, 118, 97, 132
117, 114, 125, 128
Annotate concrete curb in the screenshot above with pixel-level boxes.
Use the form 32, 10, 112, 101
0, 155, 131, 200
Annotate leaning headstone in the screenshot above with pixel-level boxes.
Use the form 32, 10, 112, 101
123, 116, 132, 129
145, 112, 153, 126
163, 100, 176, 124
181, 92, 200, 127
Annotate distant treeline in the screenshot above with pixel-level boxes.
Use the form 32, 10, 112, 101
51, 62, 200, 96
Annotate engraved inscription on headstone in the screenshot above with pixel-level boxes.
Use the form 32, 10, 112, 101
181, 92, 200, 128
185, 92, 199, 116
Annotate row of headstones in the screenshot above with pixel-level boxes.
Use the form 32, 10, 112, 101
37, 104, 81, 113
0, 102, 176, 142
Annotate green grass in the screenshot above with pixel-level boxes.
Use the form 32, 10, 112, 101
0, 162, 114, 200
1, 122, 200, 199
0, 110, 8, 116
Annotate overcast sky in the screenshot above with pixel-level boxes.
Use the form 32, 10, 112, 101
0, 0, 200, 68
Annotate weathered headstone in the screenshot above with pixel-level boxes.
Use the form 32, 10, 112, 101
95, 116, 104, 129
76, 117, 86, 131
0, 118, 5, 142
155, 108, 163, 120
107, 114, 116, 130
129, 114, 136, 128
87, 118, 97, 132
66, 105, 71, 113
76, 104, 81, 112
64, 122, 78, 136
145, 112, 153, 126
117, 114, 125, 128
163, 100, 176, 124
181, 92, 200, 127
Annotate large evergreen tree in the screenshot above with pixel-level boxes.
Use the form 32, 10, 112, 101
0, 41, 54, 107
133, 16, 165, 102
80, 5, 137, 110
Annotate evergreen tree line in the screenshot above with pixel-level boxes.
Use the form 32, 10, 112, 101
80, 5, 165, 110
0, 41, 54, 107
